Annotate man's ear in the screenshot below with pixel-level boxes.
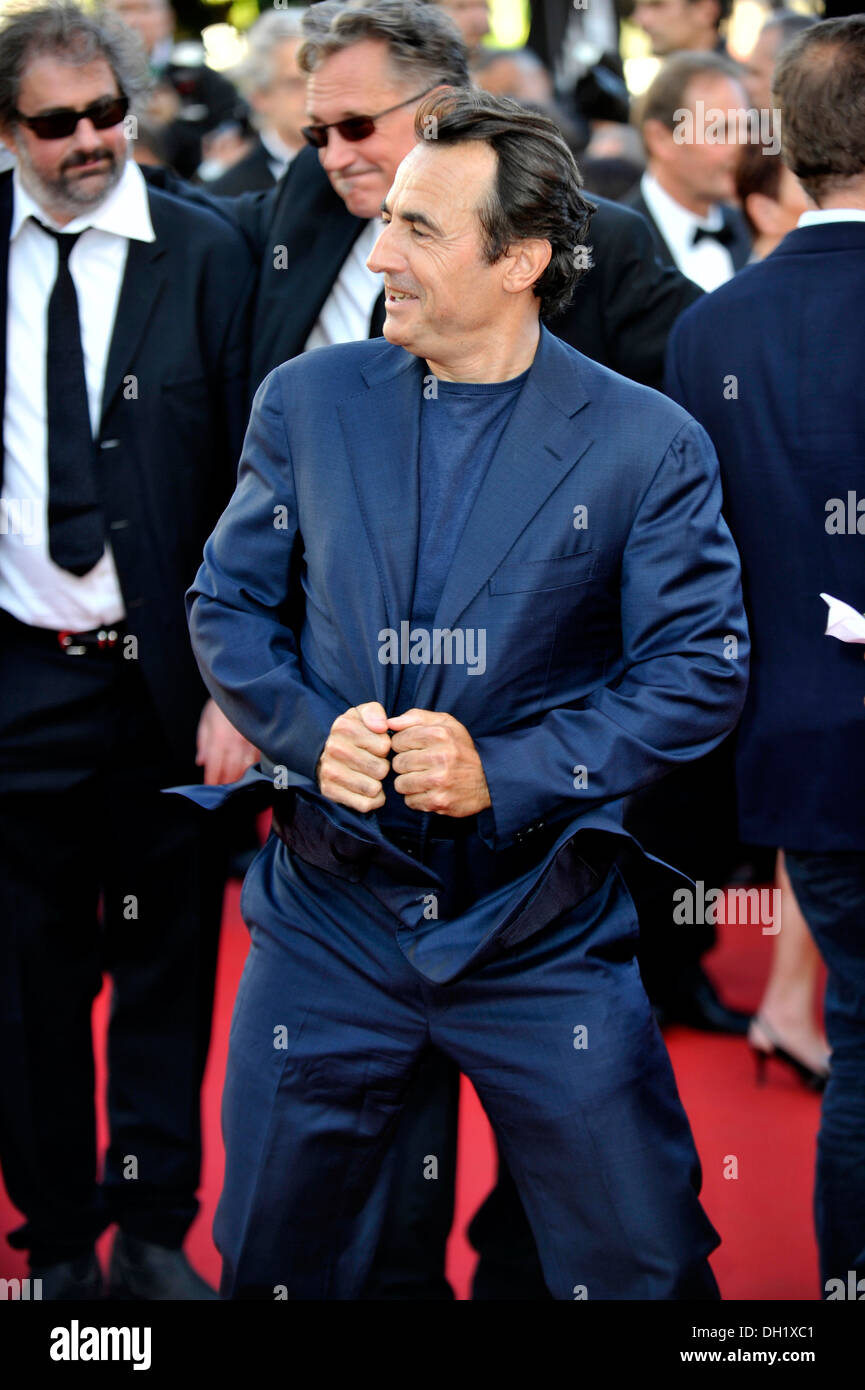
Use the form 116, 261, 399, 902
744, 191, 783, 240
501, 237, 552, 295
0, 124, 16, 157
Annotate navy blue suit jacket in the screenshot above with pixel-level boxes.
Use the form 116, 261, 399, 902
665, 221, 865, 851
187, 326, 748, 980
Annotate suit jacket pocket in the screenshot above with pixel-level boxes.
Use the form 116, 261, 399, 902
489, 550, 597, 595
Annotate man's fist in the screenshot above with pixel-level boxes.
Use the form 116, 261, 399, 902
389, 709, 491, 817
317, 702, 391, 813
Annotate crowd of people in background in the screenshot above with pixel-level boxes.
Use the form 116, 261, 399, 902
0, 0, 862, 1302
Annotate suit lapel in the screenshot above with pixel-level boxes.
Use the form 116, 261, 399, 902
722, 206, 752, 270
337, 346, 426, 710
101, 217, 168, 425
254, 153, 366, 370
0, 174, 11, 491
413, 329, 593, 705
630, 191, 675, 267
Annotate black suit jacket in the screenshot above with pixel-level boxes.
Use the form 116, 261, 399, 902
208, 138, 278, 197
624, 186, 751, 275
0, 170, 256, 762
243, 146, 703, 394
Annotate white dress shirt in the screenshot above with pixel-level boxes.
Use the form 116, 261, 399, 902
0, 157, 155, 631
798, 208, 865, 227
640, 172, 736, 292
304, 220, 383, 351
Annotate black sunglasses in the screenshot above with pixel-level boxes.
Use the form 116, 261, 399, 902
13, 94, 129, 141
301, 86, 437, 149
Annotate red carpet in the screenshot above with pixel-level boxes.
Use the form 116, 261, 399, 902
0, 881, 822, 1299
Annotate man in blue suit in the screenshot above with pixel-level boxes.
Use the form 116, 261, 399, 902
664, 16, 865, 1297
188, 88, 748, 1299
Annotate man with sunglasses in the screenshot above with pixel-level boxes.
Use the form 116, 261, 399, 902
236, 0, 705, 398
0, 2, 255, 1299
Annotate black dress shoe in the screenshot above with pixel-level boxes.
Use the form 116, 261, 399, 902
108, 1231, 218, 1301
658, 971, 751, 1036
31, 1250, 103, 1300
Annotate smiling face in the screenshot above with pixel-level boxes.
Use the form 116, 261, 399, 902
367, 138, 547, 378
305, 39, 433, 220
2, 54, 128, 224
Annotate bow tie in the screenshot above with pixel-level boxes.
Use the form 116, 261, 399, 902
692, 222, 735, 247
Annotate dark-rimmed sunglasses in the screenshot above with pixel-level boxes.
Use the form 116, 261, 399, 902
13, 94, 129, 141
301, 86, 436, 149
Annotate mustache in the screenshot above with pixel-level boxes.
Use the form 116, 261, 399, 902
62, 149, 114, 171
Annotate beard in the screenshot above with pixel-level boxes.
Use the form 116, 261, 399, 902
15, 139, 125, 219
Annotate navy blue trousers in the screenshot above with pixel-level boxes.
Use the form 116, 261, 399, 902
215, 833, 720, 1300
785, 850, 865, 1293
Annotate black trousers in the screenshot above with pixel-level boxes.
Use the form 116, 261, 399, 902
0, 611, 225, 1266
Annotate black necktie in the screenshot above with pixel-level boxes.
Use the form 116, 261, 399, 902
369, 289, 386, 338
34, 219, 104, 576
692, 222, 735, 248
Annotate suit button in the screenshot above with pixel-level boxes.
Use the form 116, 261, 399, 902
100, 439, 120, 449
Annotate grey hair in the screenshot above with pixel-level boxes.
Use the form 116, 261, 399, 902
0, 1, 151, 130
231, 8, 307, 99
298, 0, 470, 91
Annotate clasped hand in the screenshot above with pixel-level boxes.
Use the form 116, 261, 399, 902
316, 701, 491, 817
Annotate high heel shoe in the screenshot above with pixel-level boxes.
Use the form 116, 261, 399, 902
748, 1014, 829, 1092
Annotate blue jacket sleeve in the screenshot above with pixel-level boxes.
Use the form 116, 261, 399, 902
474, 417, 750, 849
186, 370, 336, 783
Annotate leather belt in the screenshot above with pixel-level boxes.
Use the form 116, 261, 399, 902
56, 624, 125, 655
0, 607, 127, 655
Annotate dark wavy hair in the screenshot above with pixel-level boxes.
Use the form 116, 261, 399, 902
414, 87, 595, 319
0, 1, 151, 131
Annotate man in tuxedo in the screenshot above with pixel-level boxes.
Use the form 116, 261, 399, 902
188, 86, 748, 1301
626, 52, 751, 290
209, 8, 307, 198
664, 16, 865, 1296
246, 0, 702, 399
631, 0, 732, 58
0, 3, 255, 1299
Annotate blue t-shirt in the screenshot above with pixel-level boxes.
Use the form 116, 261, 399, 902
382, 367, 529, 835
410, 368, 530, 629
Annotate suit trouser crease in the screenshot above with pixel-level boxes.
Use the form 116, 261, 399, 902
215, 836, 720, 1300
